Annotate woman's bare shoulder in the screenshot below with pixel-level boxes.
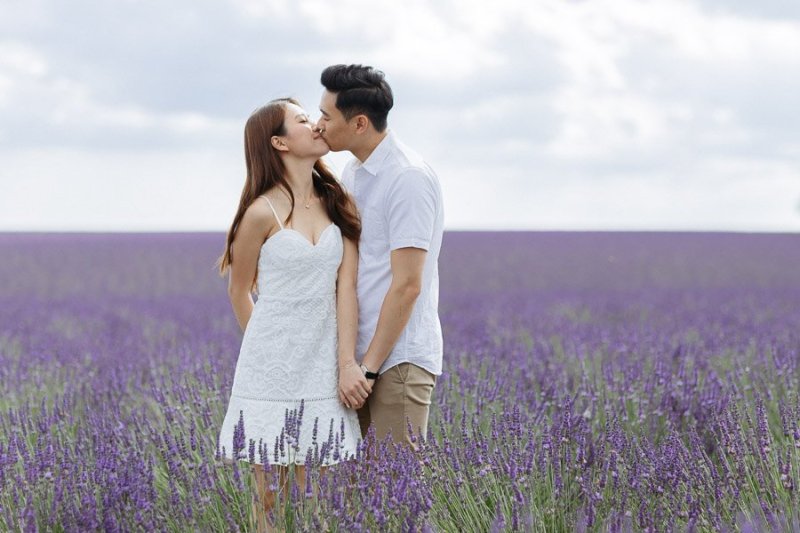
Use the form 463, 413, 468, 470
238, 196, 277, 239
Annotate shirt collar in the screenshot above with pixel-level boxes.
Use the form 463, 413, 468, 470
353, 130, 394, 176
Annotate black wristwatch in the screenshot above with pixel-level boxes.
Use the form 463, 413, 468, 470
360, 364, 379, 380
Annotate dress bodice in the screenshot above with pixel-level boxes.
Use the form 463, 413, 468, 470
256, 224, 342, 300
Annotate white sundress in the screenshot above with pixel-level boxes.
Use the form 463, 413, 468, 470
218, 197, 362, 465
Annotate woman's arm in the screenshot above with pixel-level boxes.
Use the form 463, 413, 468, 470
227, 203, 272, 332
336, 236, 371, 409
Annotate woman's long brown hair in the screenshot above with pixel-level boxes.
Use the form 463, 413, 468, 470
218, 98, 361, 277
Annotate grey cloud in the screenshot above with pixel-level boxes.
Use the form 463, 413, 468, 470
19, 2, 314, 115
2, 1, 569, 155
0, 1, 362, 150
699, 0, 800, 19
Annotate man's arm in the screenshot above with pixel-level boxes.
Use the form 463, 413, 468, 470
360, 247, 427, 376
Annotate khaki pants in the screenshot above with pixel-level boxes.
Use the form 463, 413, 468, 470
357, 362, 436, 449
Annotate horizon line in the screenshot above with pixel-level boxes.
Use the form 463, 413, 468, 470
1, 228, 799, 236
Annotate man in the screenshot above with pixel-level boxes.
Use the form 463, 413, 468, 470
316, 64, 444, 449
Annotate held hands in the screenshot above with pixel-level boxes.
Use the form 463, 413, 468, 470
338, 360, 372, 410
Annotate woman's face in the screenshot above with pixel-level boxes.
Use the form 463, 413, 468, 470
275, 103, 329, 158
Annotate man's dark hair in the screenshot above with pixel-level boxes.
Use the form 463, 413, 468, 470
321, 64, 394, 132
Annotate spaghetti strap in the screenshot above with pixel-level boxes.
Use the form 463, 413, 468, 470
261, 195, 284, 230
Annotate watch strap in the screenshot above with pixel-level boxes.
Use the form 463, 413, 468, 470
360, 364, 379, 380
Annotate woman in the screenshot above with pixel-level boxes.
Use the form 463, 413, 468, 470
217, 98, 371, 527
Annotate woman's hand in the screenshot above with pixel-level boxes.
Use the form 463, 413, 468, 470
338, 360, 372, 409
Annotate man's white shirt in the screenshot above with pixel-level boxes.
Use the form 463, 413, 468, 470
340, 130, 444, 376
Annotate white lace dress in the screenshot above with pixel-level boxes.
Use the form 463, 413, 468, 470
218, 209, 361, 466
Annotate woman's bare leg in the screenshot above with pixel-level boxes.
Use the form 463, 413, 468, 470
251, 464, 288, 532
251, 463, 328, 530
293, 465, 327, 499
294, 465, 307, 499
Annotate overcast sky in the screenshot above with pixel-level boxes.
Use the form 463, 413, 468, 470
1, 0, 799, 231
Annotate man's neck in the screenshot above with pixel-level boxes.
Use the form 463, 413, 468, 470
352, 130, 389, 163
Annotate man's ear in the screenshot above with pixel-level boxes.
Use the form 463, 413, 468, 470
354, 115, 370, 134
271, 135, 289, 152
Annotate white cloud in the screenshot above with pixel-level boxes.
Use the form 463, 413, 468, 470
0, 41, 47, 108
0, 41, 48, 77
230, 0, 291, 19
229, 0, 507, 81
513, 0, 800, 168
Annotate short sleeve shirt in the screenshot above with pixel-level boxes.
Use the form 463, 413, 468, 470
341, 131, 444, 376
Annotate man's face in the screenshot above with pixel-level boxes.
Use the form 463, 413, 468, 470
317, 89, 354, 152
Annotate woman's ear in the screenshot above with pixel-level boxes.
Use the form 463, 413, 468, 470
271, 135, 289, 152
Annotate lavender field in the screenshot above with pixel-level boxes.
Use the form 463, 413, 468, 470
1, 231, 799, 532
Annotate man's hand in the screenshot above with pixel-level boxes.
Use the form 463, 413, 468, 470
338, 360, 372, 409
